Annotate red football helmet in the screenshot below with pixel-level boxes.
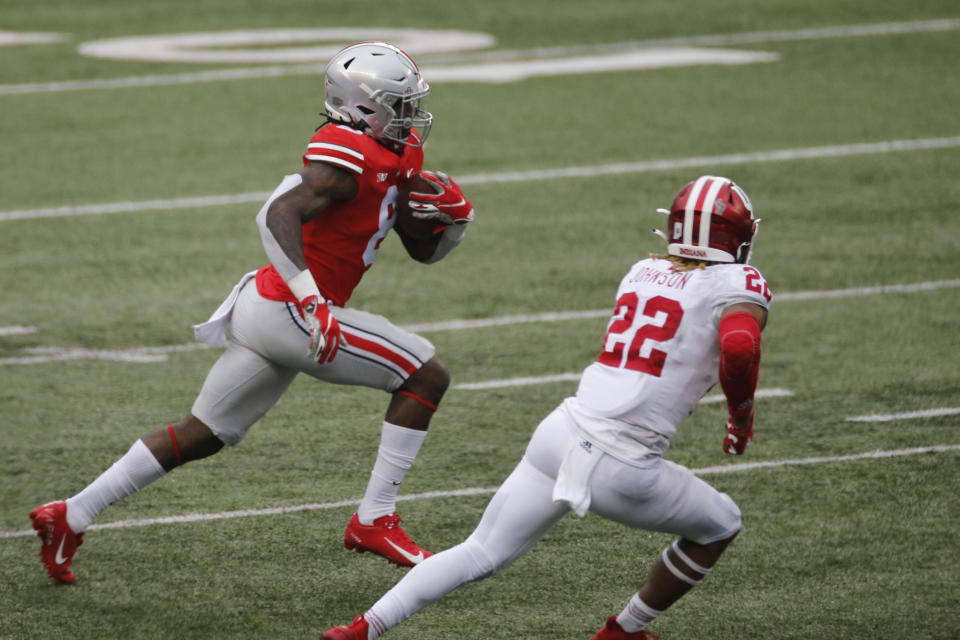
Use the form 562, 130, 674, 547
653, 175, 760, 264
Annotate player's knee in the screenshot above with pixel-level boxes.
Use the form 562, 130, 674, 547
709, 492, 742, 541
172, 416, 226, 460
688, 491, 742, 545
718, 491, 742, 534
461, 535, 499, 579
424, 357, 451, 394
405, 357, 450, 398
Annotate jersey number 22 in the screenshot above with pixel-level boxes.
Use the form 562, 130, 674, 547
597, 294, 684, 376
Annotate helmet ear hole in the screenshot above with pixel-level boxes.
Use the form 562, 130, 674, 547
356, 106, 376, 115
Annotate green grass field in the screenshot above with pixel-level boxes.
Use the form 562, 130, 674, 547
1, 1, 959, 638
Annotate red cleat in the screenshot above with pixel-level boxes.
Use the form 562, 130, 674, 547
591, 616, 659, 640
344, 512, 431, 568
321, 614, 369, 640
29, 501, 84, 585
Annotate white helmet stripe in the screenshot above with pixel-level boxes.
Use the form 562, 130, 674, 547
730, 183, 753, 214
698, 177, 728, 247
683, 175, 711, 246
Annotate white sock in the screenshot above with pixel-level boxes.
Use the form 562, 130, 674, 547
357, 422, 427, 524
616, 593, 664, 633
65, 439, 166, 532
365, 537, 491, 637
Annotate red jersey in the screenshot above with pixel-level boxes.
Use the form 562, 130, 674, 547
256, 124, 424, 306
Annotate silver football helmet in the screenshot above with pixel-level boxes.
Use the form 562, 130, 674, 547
323, 42, 433, 148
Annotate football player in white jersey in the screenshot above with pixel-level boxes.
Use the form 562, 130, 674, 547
321, 175, 771, 640
29, 42, 476, 585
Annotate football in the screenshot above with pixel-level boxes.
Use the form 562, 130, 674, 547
395, 172, 443, 240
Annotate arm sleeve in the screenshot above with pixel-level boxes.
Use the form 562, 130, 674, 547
718, 311, 762, 419
255, 173, 306, 282
419, 224, 469, 265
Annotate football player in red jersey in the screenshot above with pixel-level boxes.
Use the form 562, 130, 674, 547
321, 176, 769, 640
29, 42, 475, 585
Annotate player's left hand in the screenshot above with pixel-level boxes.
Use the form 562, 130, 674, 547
408, 171, 474, 226
723, 415, 753, 455
299, 295, 341, 363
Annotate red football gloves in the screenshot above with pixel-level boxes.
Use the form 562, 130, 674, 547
718, 311, 762, 455
408, 171, 474, 227
299, 295, 341, 363
723, 416, 754, 455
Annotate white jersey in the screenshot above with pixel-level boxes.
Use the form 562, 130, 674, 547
569, 258, 772, 465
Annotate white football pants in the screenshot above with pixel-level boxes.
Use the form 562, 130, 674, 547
364, 405, 741, 633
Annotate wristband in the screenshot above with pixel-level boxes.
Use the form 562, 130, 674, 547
287, 268, 323, 303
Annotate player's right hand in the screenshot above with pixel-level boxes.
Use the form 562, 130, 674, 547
408, 171, 474, 226
723, 415, 753, 455
299, 295, 341, 363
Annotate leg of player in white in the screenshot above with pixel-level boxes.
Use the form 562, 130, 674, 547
307, 306, 448, 566
362, 452, 567, 637
323, 406, 742, 639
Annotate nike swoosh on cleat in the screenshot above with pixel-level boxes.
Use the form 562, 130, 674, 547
54, 535, 69, 564
384, 538, 424, 565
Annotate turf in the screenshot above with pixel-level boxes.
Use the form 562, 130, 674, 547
1, 1, 959, 638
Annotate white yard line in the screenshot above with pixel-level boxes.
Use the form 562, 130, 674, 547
453, 372, 582, 390
692, 444, 960, 474
433, 19, 960, 62
0, 325, 36, 336
1, 279, 957, 367
423, 48, 779, 83
454, 376, 793, 395
2, 443, 956, 539
456, 375, 788, 399
0, 193, 271, 222
776, 279, 960, 301
410, 279, 960, 334
699, 388, 793, 403
1, 19, 956, 95
0, 31, 69, 46
846, 408, 960, 422
454, 137, 960, 186
0, 136, 960, 222
3, 136, 960, 222
404, 309, 610, 333
0, 343, 208, 365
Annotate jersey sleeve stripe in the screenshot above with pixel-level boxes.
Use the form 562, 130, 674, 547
304, 154, 364, 175
307, 142, 364, 160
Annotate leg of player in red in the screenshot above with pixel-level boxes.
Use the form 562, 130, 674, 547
29, 354, 448, 583
30, 325, 450, 583
30, 415, 223, 585
343, 358, 449, 567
